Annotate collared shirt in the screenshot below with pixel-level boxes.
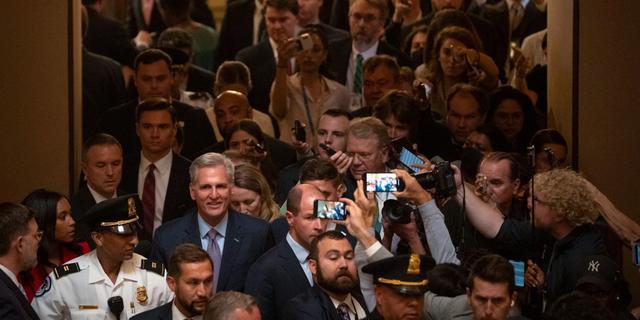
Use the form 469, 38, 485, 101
172, 300, 202, 320
198, 212, 228, 257
346, 41, 379, 94
329, 293, 367, 320
87, 184, 116, 203
0, 264, 24, 297
253, 0, 264, 45
268, 37, 297, 72
31, 250, 174, 319
270, 73, 350, 145
138, 150, 173, 233
286, 233, 313, 285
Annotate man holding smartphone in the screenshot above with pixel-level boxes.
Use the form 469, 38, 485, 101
244, 184, 328, 320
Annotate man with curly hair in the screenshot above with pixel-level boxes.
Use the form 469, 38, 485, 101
453, 168, 608, 310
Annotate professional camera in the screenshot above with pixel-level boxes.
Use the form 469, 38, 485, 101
413, 161, 456, 198
382, 199, 414, 224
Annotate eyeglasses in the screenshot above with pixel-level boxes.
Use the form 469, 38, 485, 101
349, 13, 379, 23
345, 151, 377, 161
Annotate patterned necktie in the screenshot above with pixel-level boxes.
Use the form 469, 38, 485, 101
337, 303, 351, 320
352, 54, 364, 94
141, 163, 156, 241
207, 228, 222, 293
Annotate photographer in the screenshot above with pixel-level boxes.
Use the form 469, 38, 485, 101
453, 167, 608, 309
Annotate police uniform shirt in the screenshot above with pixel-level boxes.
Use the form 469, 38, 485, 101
31, 250, 173, 319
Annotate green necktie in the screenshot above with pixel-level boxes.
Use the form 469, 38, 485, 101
352, 54, 364, 94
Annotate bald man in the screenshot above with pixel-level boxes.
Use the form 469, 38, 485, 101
209, 90, 276, 140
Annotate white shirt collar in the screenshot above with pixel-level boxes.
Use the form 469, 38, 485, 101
172, 300, 202, 320
286, 232, 310, 264
328, 293, 366, 319
87, 250, 141, 285
197, 210, 229, 240
0, 264, 20, 290
351, 40, 379, 59
87, 184, 116, 203
140, 150, 173, 176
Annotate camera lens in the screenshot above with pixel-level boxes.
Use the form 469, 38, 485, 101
382, 199, 412, 224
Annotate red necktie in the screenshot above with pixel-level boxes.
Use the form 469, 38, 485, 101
142, 163, 156, 240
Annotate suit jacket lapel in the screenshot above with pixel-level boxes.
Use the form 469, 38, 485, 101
280, 241, 312, 292
217, 212, 242, 291
162, 153, 179, 222
185, 211, 202, 246
0, 269, 38, 319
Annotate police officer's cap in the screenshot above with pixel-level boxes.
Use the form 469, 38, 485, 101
362, 254, 434, 296
81, 194, 142, 235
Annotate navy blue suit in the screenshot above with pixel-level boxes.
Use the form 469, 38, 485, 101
130, 301, 172, 320
244, 239, 310, 320
0, 268, 39, 319
282, 285, 370, 320
150, 209, 272, 292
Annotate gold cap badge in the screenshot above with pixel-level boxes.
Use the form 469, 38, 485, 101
128, 197, 136, 217
407, 254, 421, 275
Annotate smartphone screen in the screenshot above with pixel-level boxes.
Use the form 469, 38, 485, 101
509, 260, 525, 287
314, 200, 347, 220
633, 243, 640, 266
398, 147, 424, 173
365, 173, 400, 192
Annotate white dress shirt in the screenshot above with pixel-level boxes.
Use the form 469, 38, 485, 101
172, 300, 202, 320
138, 151, 173, 233
346, 41, 379, 94
87, 184, 116, 203
329, 294, 368, 320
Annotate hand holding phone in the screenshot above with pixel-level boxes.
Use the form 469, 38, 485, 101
509, 260, 525, 287
365, 173, 405, 192
314, 200, 347, 220
292, 120, 306, 142
294, 33, 313, 52
319, 143, 336, 156
398, 147, 425, 173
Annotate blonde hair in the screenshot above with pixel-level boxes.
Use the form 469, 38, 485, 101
534, 169, 599, 227
233, 164, 279, 222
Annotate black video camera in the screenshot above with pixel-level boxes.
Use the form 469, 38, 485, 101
413, 161, 456, 198
382, 199, 414, 224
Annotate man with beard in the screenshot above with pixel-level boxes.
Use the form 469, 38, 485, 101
282, 230, 369, 319
132, 244, 213, 319
244, 184, 327, 320
31, 195, 173, 319
0, 203, 41, 319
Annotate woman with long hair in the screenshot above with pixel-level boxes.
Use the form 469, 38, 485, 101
231, 164, 279, 222
270, 25, 350, 146
19, 189, 89, 301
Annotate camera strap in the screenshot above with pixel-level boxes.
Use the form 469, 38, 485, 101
300, 84, 316, 135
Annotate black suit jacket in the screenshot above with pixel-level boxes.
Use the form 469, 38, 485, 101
0, 268, 39, 319
215, 0, 264, 70
127, 0, 166, 39
480, 0, 546, 67
120, 152, 194, 223
70, 186, 127, 247
82, 49, 126, 140
282, 285, 370, 320
329, 38, 413, 86
235, 40, 275, 113
150, 209, 272, 292
186, 64, 215, 93
84, 7, 137, 67
97, 99, 216, 160
244, 239, 311, 320
130, 301, 172, 320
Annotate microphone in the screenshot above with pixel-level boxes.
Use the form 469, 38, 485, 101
107, 296, 124, 319
134, 240, 152, 258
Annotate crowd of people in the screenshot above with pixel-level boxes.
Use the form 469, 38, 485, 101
2, 0, 640, 319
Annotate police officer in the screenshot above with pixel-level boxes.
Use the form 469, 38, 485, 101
31, 195, 173, 319
362, 254, 434, 320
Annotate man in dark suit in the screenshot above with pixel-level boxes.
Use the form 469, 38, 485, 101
119, 98, 194, 241
127, 0, 167, 49
131, 244, 214, 320
297, 0, 350, 43
71, 133, 124, 246
0, 203, 41, 319
244, 183, 327, 320
236, 0, 299, 113
83, 0, 138, 67
282, 230, 369, 320
329, 0, 411, 95
215, 0, 265, 70
150, 152, 272, 292
478, 0, 547, 75
97, 49, 215, 160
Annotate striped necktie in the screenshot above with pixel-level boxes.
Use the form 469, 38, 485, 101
352, 54, 364, 94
